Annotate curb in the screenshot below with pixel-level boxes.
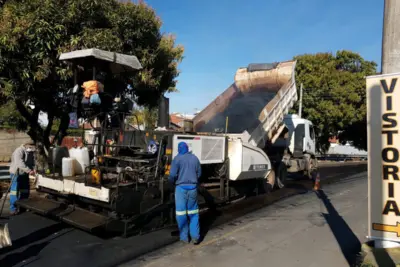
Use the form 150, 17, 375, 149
317, 161, 367, 167
360, 240, 400, 267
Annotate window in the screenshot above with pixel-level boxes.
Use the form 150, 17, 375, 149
309, 125, 315, 140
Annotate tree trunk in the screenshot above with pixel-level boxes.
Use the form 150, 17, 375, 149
43, 112, 54, 150
15, 99, 43, 144
57, 113, 70, 146
15, 99, 55, 158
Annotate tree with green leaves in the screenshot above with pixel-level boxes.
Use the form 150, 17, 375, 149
130, 106, 158, 130
0, 0, 183, 150
293, 50, 377, 152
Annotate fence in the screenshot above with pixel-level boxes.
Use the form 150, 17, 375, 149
0, 130, 32, 162
0, 129, 83, 162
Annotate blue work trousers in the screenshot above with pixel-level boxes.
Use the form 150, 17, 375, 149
10, 173, 30, 213
175, 186, 200, 242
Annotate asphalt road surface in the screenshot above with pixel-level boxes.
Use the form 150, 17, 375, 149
126, 164, 369, 267
0, 162, 367, 267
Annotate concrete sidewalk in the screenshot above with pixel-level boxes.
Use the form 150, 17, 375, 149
124, 172, 368, 267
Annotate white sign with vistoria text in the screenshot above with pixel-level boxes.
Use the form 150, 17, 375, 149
367, 73, 400, 242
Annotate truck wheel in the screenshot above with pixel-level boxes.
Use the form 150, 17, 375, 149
275, 162, 288, 189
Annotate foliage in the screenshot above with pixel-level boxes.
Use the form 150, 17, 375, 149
130, 106, 158, 130
0, 100, 26, 129
0, 78, 25, 128
293, 50, 377, 152
360, 262, 376, 267
0, 0, 184, 149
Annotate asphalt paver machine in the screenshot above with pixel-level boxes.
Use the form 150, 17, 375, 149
16, 48, 179, 236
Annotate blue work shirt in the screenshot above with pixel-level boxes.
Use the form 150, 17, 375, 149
169, 144, 201, 190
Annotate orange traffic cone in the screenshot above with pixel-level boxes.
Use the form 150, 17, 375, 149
313, 172, 321, 191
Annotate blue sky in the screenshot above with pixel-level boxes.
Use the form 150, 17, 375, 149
144, 0, 384, 114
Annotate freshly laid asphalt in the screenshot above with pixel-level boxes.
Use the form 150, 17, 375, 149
0, 162, 367, 267
127, 165, 369, 267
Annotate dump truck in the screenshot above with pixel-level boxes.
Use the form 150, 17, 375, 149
193, 61, 317, 189
16, 49, 317, 237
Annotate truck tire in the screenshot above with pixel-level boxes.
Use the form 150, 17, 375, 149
275, 162, 288, 189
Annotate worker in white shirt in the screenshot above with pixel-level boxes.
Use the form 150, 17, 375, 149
9, 142, 36, 215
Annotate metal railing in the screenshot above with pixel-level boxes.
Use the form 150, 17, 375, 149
0, 165, 9, 180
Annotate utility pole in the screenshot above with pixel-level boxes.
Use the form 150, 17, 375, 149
381, 0, 400, 74
298, 83, 303, 118
374, 0, 400, 249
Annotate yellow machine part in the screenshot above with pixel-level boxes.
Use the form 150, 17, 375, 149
91, 168, 101, 184
165, 164, 171, 175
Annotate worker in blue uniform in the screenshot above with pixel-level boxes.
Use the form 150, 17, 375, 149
169, 142, 202, 244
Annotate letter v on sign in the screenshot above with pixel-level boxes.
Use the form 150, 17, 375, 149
381, 78, 398, 93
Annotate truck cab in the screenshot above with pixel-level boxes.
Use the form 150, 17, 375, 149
283, 114, 316, 157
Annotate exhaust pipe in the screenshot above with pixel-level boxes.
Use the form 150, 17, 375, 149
157, 95, 170, 129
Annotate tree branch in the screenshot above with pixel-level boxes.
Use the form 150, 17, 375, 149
43, 111, 54, 150
15, 99, 44, 145
57, 113, 69, 146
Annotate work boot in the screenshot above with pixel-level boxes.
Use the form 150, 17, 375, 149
9, 211, 18, 216
192, 239, 200, 245
181, 239, 189, 244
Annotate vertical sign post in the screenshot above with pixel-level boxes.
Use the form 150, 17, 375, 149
367, 73, 400, 245
298, 83, 303, 118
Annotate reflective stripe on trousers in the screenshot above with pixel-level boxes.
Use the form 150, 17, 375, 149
176, 209, 199, 216
175, 186, 200, 242
9, 173, 30, 212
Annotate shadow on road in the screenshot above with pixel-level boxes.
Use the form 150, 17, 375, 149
0, 222, 71, 267
0, 223, 73, 267
0, 222, 66, 256
369, 240, 397, 267
0, 241, 50, 267
315, 189, 380, 267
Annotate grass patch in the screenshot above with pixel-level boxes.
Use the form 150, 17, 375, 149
360, 261, 376, 267
360, 262, 377, 267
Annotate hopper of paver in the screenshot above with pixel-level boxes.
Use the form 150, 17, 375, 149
193, 60, 298, 147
